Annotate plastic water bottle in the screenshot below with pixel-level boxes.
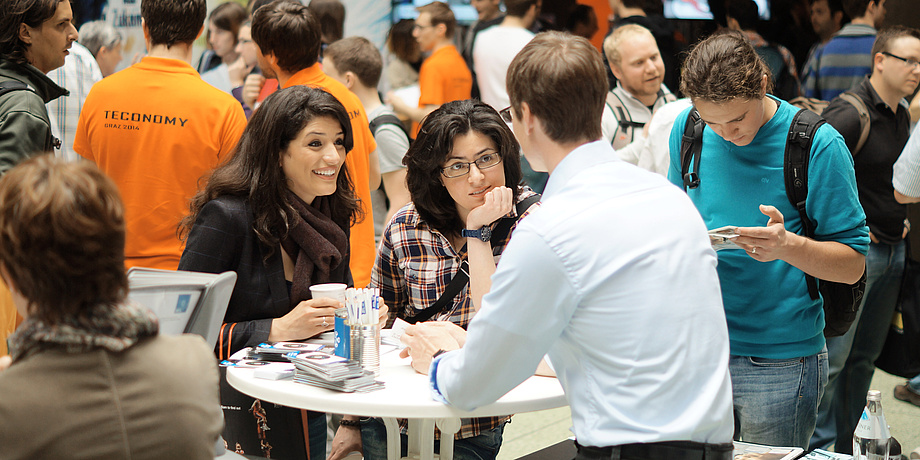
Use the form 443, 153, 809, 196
852, 389, 890, 460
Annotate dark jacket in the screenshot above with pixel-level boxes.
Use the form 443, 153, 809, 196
0, 59, 67, 174
178, 195, 353, 356
177, 195, 350, 459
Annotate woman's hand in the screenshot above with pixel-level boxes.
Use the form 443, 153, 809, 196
269, 297, 338, 342
419, 321, 467, 348
0, 355, 11, 372
378, 299, 390, 329
466, 186, 513, 231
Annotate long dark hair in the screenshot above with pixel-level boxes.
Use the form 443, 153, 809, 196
404, 99, 522, 236
182, 85, 360, 254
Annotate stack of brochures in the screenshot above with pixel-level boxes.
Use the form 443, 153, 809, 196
291, 350, 384, 393
247, 341, 328, 361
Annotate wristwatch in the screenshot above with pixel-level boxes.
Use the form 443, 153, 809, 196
461, 225, 492, 242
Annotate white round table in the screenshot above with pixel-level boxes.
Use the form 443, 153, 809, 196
227, 348, 567, 460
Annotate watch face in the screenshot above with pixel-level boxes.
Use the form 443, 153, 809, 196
480, 226, 492, 242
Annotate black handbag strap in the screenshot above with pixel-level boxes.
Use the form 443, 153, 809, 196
406, 193, 540, 324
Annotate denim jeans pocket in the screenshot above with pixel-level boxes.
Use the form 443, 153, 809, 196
748, 356, 804, 368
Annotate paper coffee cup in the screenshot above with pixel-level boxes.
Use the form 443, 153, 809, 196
309, 283, 347, 303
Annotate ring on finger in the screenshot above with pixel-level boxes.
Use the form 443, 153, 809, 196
322, 317, 328, 327
752, 247, 757, 254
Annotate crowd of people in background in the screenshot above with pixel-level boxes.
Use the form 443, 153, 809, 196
1, 0, 920, 459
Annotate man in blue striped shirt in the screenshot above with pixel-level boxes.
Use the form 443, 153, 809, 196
801, 0, 887, 101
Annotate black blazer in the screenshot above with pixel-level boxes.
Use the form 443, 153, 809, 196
178, 195, 352, 357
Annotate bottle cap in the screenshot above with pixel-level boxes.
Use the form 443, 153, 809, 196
867, 389, 881, 401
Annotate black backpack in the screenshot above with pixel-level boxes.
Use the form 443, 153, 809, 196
680, 108, 866, 338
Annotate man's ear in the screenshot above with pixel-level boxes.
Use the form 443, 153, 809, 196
520, 101, 536, 135
196, 25, 203, 40
18, 23, 33, 46
343, 71, 357, 90
609, 63, 623, 82
141, 18, 150, 44
435, 22, 448, 39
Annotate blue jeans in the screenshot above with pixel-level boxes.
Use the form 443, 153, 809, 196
730, 350, 828, 449
832, 240, 905, 454
360, 417, 505, 460
812, 241, 905, 450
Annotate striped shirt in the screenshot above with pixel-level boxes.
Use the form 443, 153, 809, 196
370, 190, 538, 439
801, 23, 876, 101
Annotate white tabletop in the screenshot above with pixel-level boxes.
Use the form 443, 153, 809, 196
226, 348, 568, 419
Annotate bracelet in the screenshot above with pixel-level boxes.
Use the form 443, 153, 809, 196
339, 419, 361, 428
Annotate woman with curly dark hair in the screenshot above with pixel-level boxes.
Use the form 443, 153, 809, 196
344, 99, 539, 460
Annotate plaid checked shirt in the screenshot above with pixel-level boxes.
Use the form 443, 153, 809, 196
370, 190, 538, 440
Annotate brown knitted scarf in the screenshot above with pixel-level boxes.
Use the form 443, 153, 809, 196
280, 190, 348, 307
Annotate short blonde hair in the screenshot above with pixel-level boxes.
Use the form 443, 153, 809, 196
603, 24, 654, 67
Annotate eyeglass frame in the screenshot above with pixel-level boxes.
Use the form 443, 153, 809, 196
439, 151, 503, 178
881, 51, 920, 69
499, 106, 513, 124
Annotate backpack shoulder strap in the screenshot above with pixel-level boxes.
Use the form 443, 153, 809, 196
680, 108, 705, 191
369, 113, 409, 139
837, 91, 870, 156
784, 108, 826, 299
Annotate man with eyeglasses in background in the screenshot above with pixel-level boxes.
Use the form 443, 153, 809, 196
812, 25, 920, 454
387, 1, 472, 139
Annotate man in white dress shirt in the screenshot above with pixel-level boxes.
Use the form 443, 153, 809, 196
472, 0, 539, 111
400, 31, 735, 460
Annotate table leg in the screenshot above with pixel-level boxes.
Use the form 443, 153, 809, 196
435, 417, 461, 460
415, 419, 436, 460
382, 417, 400, 460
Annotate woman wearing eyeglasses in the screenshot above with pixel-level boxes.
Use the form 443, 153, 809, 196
333, 99, 538, 460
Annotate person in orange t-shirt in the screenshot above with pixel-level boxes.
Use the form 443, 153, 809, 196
388, 1, 472, 137
251, 0, 377, 288
74, 0, 246, 271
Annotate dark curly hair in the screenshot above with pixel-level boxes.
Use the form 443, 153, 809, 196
404, 99, 522, 237
182, 85, 361, 256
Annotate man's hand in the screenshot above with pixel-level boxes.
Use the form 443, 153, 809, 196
0, 355, 11, 372
327, 422, 362, 460
734, 205, 797, 262
418, 321, 468, 348
466, 186, 513, 232
399, 324, 461, 374
242, 73, 266, 110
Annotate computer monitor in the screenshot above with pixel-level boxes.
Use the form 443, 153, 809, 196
664, 0, 770, 20
391, 0, 481, 26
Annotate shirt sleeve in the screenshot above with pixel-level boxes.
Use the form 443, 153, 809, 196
218, 102, 247, 159
369, 217, 409, 322
893, 123, 920, 199
432, 225, 578, 411
375, 125, 410, 174
805, 124, 870, 254
418, 63, 444, 107
667, 108, 693, 187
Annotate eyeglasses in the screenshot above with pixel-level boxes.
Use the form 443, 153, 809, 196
499, 106, 512, 123
882, 51, 920, 69
440, 152, 503, 178
413, 23, 435, 31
